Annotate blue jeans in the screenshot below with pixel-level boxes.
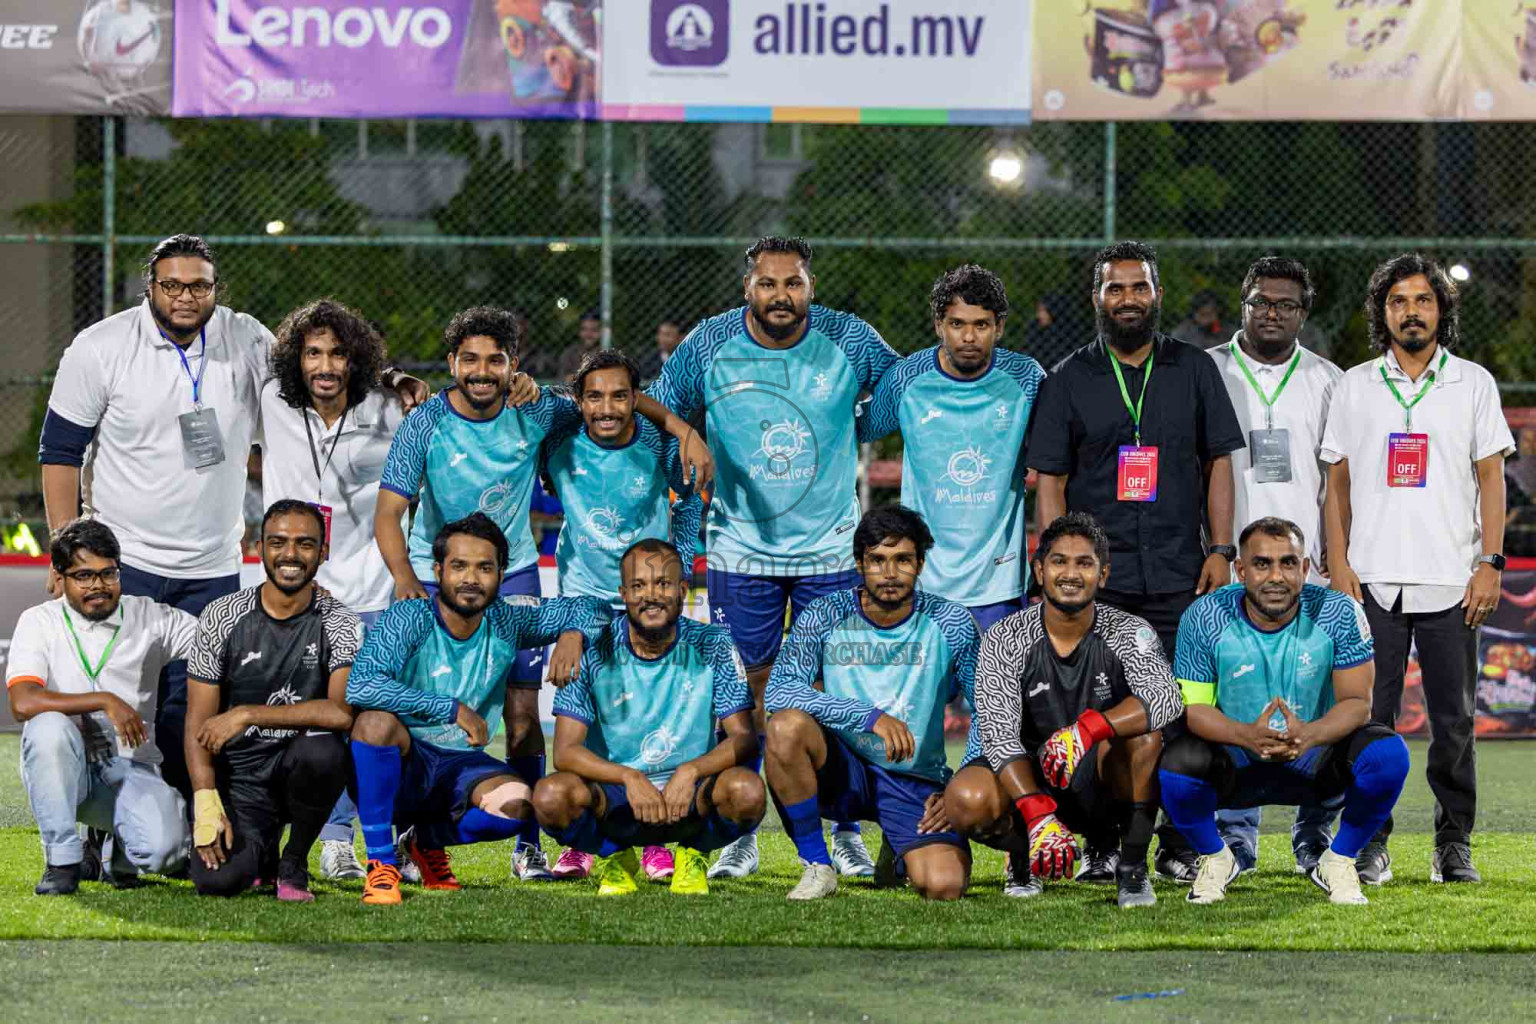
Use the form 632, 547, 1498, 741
1216, 803, 1338, 871
21, 712, 188, 875
117, 562, 240, 803
320, 608, 382, 844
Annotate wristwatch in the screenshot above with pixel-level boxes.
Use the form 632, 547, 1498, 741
1478, 553, 1507, 572
1210, 545, 1237, 562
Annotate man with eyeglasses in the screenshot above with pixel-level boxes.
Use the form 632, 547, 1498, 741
39, 234, 426, 807
7, 518, 197, 895
1205, 256, 1346, 879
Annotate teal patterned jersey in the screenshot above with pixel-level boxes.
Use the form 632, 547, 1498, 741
766, 589, 979, 784
380, 388, 580, 580
1173, 583, 1374, 724
859, 347, 1045, 605
540, 416, 702, 601
346, 596, 611, 750
646, 306, 897, 576
553, 618, 752, 780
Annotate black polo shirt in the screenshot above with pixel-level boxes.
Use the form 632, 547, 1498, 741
1026, 334, 1244, 596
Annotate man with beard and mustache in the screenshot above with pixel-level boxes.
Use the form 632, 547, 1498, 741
534, 539, 764, 896
1161, 517, 1407, 906
345, 513, 610, 904
184, 501, 363, 902
1027, 240, 1244, 884
1321, 254, 1515, 885
377, 307, 702, 883
9, 518, 197, 895
1206, 257, 1345, 879
949, 512, 1182, 909
648, 236, 899, 881
39, 235, 426, 807
763, 506, 981, 901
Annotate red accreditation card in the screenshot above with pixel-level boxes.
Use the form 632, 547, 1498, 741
1386, 433, 1428, 488
1117, 446, 1159, 501
308, 502, 334, 546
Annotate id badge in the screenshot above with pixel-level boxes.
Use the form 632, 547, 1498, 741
1117, 445, 1159, 501
309, 502, 334, 546
1387, 432, 1429, 488
177, 407, 226, 469
1249, 428, 1293, 483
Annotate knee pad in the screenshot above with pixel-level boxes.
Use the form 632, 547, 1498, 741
1156, 734, 1216, 780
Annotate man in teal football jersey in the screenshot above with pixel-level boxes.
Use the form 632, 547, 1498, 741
345, 513, 611, 905
1160, 517, 1410, 905
649, 236, 900, 879
859, 264, 1045, 634
538, 348, 703, 882
764, 506, 980, 901
535, 539, 764, 896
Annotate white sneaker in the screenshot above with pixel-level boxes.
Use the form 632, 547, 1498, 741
319, 839, 366, 880
394, 828, 423, 885
706, 832, 759, 879
1310, 848, 1369, 905
512, 843, 555, 882
787, 863, 838, 901
1187, 844, 1240, 905
830, 829, 875, 877
1002, 853, 1043, 898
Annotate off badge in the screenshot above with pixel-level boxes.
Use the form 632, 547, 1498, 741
1117, 445, 1158, 502
1386, 433, 1429, 488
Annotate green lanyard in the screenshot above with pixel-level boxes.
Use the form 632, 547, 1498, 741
1108, 347, 1155, 447
61, 605, 120, 689
1380, 349, 1448, 432
1230, 341, 1301, 432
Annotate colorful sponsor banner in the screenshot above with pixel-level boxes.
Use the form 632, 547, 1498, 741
1031, 0, 1458, 121
601, 0, 1031, 124
171, 0, 601, 117
0, 0, 172, 114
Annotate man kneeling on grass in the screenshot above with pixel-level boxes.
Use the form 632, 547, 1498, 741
534, 538, 764, 896
1160, 517, 1410, 906
947, 512, 1182, 909
186, 501, 363, 901
344, 513, 611, 905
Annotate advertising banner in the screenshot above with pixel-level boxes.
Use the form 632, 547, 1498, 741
0, 0, 172, 114
1460, 1, 1536, 119
1031, 0, 1458, 121
602, 0, 1031, 123
171, 0, 601, 117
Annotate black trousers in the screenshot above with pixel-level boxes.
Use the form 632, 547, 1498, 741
1364, 589, 1479, 845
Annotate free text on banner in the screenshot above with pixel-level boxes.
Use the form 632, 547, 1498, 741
1031, 0, 1459, 121
0, 0, 172, 114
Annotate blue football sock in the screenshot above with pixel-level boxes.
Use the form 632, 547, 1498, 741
351, 740, 402, 866
509, 753, 544, 851
782, 796, 831, 865
454, 806, 523, 846
1332, 736, 1410, 859
747, 734, 765, 777
1157, 770, 1224, 856
833, 820, 861, 835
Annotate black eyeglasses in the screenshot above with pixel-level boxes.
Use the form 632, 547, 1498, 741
155, 279, 216, 299
63, 568, 121, 586
1244, 297, 1304, 317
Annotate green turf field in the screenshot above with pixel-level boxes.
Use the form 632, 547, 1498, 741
2, 733, 1533, 1021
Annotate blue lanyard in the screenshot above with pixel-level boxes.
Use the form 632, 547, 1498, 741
164, 328, 208, 408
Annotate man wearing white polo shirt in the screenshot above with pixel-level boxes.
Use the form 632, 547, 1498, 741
1207, 256, 1344, 877
8, 519, 196, 894
39, 235, 426, 803
1322, 253, 1514, 885
260, 298, 404, 881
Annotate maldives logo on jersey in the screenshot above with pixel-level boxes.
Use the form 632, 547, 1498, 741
640, 725, 680, 766
752, 418, 814, 481
582, 506, 628, 551
478, 481, 517, 517
935, 444, 997, 505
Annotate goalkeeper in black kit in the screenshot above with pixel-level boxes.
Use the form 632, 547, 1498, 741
943, 513, 1184, 908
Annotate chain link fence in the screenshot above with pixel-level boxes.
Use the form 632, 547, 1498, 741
3, 114, 1536, 546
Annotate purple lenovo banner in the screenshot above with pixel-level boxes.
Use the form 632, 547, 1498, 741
172, 0, 601, 118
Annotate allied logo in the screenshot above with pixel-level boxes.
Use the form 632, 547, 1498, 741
943, 445, 992, 488
651, 0, 729, 67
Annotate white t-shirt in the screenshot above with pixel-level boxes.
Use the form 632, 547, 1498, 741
1210, 335, 1343, 579
258, 381, 405, 613
1320, 347, 1515, 612
47, 302, 274, 579
5, 595, 198, 764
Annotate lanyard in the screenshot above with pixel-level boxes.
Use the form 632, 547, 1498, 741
1230, 340, 1301, 431
301, 404, 349, 502
162, 327, 208, 409
1380, 349, 1448, 432
1108, 346, 1155, 447
61, 605, 120, 690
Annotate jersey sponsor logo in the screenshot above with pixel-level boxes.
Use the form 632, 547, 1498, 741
640, 725, 680, 766
751, 418, 815, 482
1028, 680, 1049, 698
1298, 651, 1315, 672
302, 642, 319, 670
613, 690, 636, 707
1231, 663, 1256, 679
574, 466, 589, 476
919, 408, 943, 425
810, 372, 833, 401
478, 480, 517, 517
627, 474, 651, 498
1093, 671, 1113, 703
935, 445, 997, 505
823, 641, 927, 666
834, 517, 856, 535
582, 506, 629, 551
1352, 599, 1373, 645
1133, 625, 1159, 654
245, 683, 301, 740
515, 440, 531, 454
431, 664, 453, 678
993, 552, 1017, 566
240, 650, 263, 668
876, 694, 916, 722
450, 451, 469, 468
992, 401, 1012, 431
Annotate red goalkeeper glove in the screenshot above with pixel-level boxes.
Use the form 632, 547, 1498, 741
1038, 709, 1115, 789
1017, 793, 1078, 880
